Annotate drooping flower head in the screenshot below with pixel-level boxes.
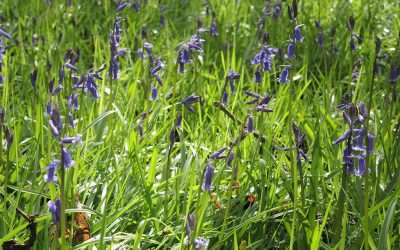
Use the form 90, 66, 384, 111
202, 164, 214, 191
277, 68, 289, 83
42, 160, 61, 183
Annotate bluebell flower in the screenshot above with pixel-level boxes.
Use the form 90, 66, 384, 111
58, 66, 65, 85
48, 78, 55, 94
272, 2, 282, 19
177, 52, 186, 74
86, 75, 100, 99
194, 237, 209, 249
65, 62, 78, 71
68, 92, 79, 110
51, 84, 63, 96
222, 90, 228, 105
48, 198, 61, 224
317, 32, 323, 47
285, 43, 295, 59
43, 160, 60, 183
182, 95, 200, 112
45, 99, 52, 116
227, 151, 234, 166
30, 68, 38, 89
150, 59, 165, 76
185, 213, 195, 235
49, 120, 60, 138
226, 70, 240, 93
367, 134, 377, 154
255, 105, 273, 113
277, 68, 289, 83
210, 147, 228, 160
182, 45, 192, 63
150, 86, 158, 100
388, 65, 399, 83
116, 1, 128, 12
62, 147, 75, 168
254, 71, 262, 83
245, 115, 254, 133
133, 0, 140, 12
244, 91, 261, 104
210, 12, 218, 37
68, 113, 74, 128
350, 37, 358, 50
263, 58, 271, 71
293, 25, 304, 43
202, 164, 214, 191
50, 105, 63, 135
154, 74, 163, 87
175, 114, 182, 129
0, 28, 12, 40
61, 133, 82, 145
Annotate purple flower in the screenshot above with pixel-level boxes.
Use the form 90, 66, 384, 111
388, 65, 399, 83
210, 147, 228, 160
30, 68, 38, 89
175, 114, 182, 129
45, 99, 52, 116
317, 32, 323, 47
51, 84, 63, 96
245, 115, 254, 133
0, 28, 12, 40
48, 78, 55, 94
49, 120, 60, 137
263, 58, 272, 71
58, 67, 65, 85
277, 68, 289, 83
293, 25, 304, 43
61, 133, 82, 145
150, 59, 165, 76
154, 74, 163, 87
86, 75, 100, 99
285, 43, 295, 59
333, 129, 352, 145
68, 92, 79, 110
227, 151, 234, 166
202, 164, 214, 191
354, 156, 366, 176
185, 213, 195, 235
254, 71, 262, 83
116, 1, 128, 12
43, 160, 61, 183
367, 134, 377, 154
255, 105, 273, 112
65, 62, 78, 71
48, 198, 61, 224
194, 237, 209, 249
226, 70, 240, 93
150, 87, 159, 100
62, 147, 75, 168
350, 37, 358, 50
210, 12, 218, 37
133, 0, 140, 12
182, 95, 200, 112
68, 113, 74, 128
222, 90, 228, 105
177, 52, 186, 74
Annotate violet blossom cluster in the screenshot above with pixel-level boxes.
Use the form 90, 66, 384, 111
333, 102, 377, 176
177, 34, 205, 74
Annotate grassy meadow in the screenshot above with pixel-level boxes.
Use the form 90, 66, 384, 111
0, 0, 399, 249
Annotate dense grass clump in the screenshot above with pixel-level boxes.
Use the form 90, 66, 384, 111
0, 0, 399, 249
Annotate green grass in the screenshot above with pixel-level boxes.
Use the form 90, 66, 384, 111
0, 0, 400, 249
